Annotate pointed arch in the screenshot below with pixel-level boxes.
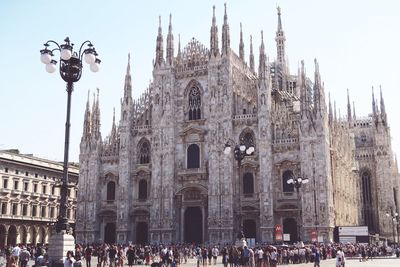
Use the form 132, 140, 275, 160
239, 128, 256, 153
185, 79, 203, 121
282, 170, 295, 192
137, 138, 151, 164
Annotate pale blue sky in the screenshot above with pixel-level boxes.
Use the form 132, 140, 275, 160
1, 0, 399, 162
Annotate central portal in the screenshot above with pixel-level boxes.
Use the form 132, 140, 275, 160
184, 207, 202, 243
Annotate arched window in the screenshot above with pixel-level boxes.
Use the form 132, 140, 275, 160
107, 181, 116, 201
282, 170, 294, 192
138, 179, 148, 201
243, 172, 254, 196
239, 129, 255, 155
187, 144, 200, 169
138, 140, 151, 164
188, 87, 201, 120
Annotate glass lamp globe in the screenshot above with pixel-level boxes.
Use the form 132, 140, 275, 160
239, 144, 246, 152
287, 178, 293, 184
40, 52, 52, 64
224, 146, 231, 155
90, 62, 100, 72
246, 146, 255, 154
60, 48, 72, 61
45, 61, 57, 73
84, 52, 96, 64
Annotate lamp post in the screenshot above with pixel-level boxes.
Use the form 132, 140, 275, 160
40, 37, 100, 265
386, 207, 399, 244
287, 175, 309, 244
224, 138, 255, 241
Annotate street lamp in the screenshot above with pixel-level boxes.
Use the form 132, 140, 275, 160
224, 138, 255, 241
40, 37, 100, 233
287, 175, 308, 244
40, 37, 100, 265
386, 207, 399, 244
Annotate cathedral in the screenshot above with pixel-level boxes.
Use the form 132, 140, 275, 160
76, 5, 400, 245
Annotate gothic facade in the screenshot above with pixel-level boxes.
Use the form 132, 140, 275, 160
77, 5, 400, 244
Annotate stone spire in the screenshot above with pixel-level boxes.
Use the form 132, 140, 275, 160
155, 16, 164, 67
83, 90, 91, 138
380, 85, 386, 116
239, 23, 244, 61
328, 92, 333, 125
91, 88, 101, 140
258, 31, 266, 79
177, 34, 181, 59
353, 101, 356, 120
372, 86, 376, 117
210, 5, 219, 57
275, 6, 286, 69
334, 101, 337, 122
300, 60, 308, 119
313, 58, 322, 115
347, 88, 352, 121
124, 54, 132, 103
249, 35, 255, 72
221, 3, 230, 55
110, 107, 117, 142
166, 14, 174, 66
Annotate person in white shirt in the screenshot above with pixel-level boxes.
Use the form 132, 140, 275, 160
11, 244, 21, 262
211, 247, 219, 265
335, 248, 345, 267
64, 251, 76, 267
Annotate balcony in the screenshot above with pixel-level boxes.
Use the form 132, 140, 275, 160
100, 200, 117, 211
273, 191, 300, 211
177, 167, 208, 181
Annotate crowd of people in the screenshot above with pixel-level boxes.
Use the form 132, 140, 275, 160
1, 242, 400, 267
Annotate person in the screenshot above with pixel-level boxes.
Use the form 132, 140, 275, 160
211, 246, 218, 265
313, 248, 320, 267
108, 246, 117, 267
85, 246, 93, 267
8, 256, 17, 267
270, 248, 277, 267
64, 251, 75, 267
126, 246, 135, 267
335, 248, 345, 267
73, 255, 83, 267
11, 245, 20, 263
19, 246, 30, 267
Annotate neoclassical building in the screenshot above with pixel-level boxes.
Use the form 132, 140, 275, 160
77, 5, 400, 244
0, 150, 78, 247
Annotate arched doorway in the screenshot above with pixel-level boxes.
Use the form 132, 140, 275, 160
283, 218, 298, 243
243, 219, 256, 239
7, 225, 17, 246
136, 222, 148, 244
184, 207, 202, 243
104, 223, 116, 244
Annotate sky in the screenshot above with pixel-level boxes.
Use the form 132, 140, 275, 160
0, 0, 399, 163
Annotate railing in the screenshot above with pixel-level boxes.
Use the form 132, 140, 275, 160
132, 125, 152, 131
273, 138, 298, 145
233, 114, 257, 120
